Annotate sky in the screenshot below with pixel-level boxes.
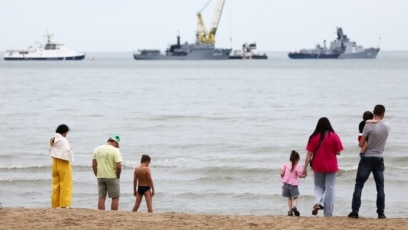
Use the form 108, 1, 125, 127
1, 0, 407, 52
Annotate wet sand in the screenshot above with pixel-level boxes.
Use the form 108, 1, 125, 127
1, 208, 407, 229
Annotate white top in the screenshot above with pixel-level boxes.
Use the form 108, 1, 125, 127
49, 133, 73, 162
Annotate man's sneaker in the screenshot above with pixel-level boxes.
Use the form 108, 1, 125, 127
378, 213, 386, 219
348, 212, 359, 219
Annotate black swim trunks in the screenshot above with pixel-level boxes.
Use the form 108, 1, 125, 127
137, 186, 150, 195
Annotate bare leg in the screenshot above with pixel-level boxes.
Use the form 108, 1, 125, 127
287, 198, 292, 211
132, 193, 143, 212
111, 197, 119, 210
98, 197, 106, 210
145, 191, 153, 213
292, 197, 298, 208
291, 197, 300, 216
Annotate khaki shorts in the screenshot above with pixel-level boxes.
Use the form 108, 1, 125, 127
98, 178, 120, 198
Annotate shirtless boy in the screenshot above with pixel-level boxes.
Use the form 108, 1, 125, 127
132, 154, 155, 213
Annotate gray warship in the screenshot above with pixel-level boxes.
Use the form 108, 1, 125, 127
288, 27, 380, 59
334, 27, 380, 59
288, 39, 342, 59
134, 0, 231, 60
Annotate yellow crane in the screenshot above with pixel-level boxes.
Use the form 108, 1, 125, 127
196, 0, 226, 45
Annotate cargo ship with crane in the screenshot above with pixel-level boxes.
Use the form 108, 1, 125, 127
133, 0, 231, 60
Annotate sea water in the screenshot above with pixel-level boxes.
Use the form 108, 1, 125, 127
0, 52, 407, 218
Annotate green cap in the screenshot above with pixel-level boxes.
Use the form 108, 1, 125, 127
108, 135, 120, 147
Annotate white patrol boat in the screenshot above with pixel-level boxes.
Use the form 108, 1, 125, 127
4, 33, 85, 61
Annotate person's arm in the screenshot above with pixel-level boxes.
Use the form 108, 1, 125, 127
359, 135, 366, 148
147, 168, 155, 197
50, 137, 55, 147
133, 169, 138, 196
92, 159, 97, 176
297, 164, 305, 178
303, 151, 313, 177
115, 162, 122, 179
359, 122, 373, 148
360, 141, 368, 154
280, 165, 285, 178
366, 119, 379, 124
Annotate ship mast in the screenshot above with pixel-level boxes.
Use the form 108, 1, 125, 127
45, 33, 54, 44
196, 0, 226, 45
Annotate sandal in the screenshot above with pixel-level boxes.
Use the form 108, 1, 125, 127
288, 211, 293, 216
292, 207, 300, 216
312, 204, 320, 215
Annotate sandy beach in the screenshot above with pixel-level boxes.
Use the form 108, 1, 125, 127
0, 208, 406, 230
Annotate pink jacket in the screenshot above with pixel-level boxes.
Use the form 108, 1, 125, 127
281, 162, 303, 186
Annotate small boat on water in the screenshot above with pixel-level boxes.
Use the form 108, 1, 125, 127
4, 33, 85, 61
229, 43, 268, 60
288, 27, 380, 59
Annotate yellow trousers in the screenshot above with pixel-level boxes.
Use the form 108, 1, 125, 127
51, 158, 72, 208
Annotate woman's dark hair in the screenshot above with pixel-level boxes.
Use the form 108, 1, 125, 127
308, 117, 335, 143
362, 111, 374, 120
55, 124, 70, 134
290, 150, 300, 172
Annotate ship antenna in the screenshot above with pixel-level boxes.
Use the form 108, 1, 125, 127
45, 32, 53, 43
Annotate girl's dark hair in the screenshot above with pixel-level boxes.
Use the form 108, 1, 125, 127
290, 150, 300, 172
308, 117, 335, 143
55, 124, 70, 134
363, 111, 374, 120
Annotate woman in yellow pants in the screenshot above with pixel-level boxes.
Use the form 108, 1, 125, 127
49, 124, 73, 208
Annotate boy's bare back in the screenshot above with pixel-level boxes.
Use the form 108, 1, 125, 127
135, 166, 151, 186
132, 154, 154, 212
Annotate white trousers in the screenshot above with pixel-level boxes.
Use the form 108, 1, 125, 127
313, 172, 336, 216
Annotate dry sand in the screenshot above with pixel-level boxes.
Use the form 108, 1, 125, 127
0, 208, 406, 230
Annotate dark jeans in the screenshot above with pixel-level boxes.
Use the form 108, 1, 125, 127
351, 156, 385, 214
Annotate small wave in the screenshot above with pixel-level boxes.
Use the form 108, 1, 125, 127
388, 156, 408, 164
393, 166, 408, 170
177, 165, 273, 176
338, 165, 358, 172
149, 114, 205, 121
0, 178, 49, 183
338, 164, 408, 173
170, 191, 265, 199
0, 164, 95, 171
0, 164, 49, 170
148, 114, 232, 122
